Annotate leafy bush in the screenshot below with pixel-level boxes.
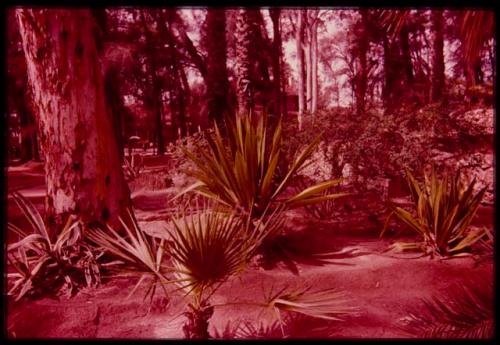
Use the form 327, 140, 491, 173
7, 192, 102, 301
178, 115, 346, 219
381, 169, 489, 257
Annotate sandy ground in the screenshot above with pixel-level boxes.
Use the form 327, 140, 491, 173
5, 160, 495, 339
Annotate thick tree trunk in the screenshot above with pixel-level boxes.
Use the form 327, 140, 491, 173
431, 10, 445, 102
206, 9, 229, 124
296, 10, 305, 129
270, 8, 282, 119
17, 9, 130, 229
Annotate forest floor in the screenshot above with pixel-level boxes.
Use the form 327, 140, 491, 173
5, 159, 494, 339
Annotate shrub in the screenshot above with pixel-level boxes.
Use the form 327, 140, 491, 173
7, 192, 102, 301
381, 168, 489, 257
177, 114, 347, 219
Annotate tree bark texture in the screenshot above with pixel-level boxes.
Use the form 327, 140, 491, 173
17, 9, 130, 229
235, 9, 254, 116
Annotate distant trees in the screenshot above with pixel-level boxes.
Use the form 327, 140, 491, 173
17, 9, 130, 228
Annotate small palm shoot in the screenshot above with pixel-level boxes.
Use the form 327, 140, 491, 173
381, 169, 489, 257
7, 192, 101, 301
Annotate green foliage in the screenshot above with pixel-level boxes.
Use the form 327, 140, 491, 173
178, 114, 346, 219
7, 192, 101, 301
381, 168, 489, 257
406, 276, 493, 339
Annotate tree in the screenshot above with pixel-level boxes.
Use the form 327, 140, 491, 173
431, 9, 445, 102
296, 10, 306, 128
269, 8, 282, 119
234, 9, 254, 115
7, 8, 40, 162
17, 9, 130, 229
205, 9, 229, 124
310, 9, 319, 114
139, 10, 166, 154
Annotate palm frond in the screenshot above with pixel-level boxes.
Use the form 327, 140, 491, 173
86, 207, 170, 301
176, 113, 347, 218
406, 276, 493, 339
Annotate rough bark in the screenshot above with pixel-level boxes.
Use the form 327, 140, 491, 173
17, 9, 130, 229
296, 10, 305, 129
205, 9, 229, 124
431, 10, 445, 102
235, 9, 254, 116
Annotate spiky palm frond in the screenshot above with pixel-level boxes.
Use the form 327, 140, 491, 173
168, 205, 285, 303
86, 208, 170, 302
381, 168, 489, 257
460, 10, 494, 66
264, 285, 358, 322
406, 276, 493, 339
177, 114, 347, 219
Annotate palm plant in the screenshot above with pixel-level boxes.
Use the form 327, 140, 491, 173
177, 114, 347, 219
381, 169, 489, 257
169, 205, 285, 339
406, 276, 493, 339
90, 203, 356, 339
86, 208, 170, 304
7, 192, 102, 301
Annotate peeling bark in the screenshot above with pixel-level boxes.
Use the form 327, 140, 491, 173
17, 9, 130, 229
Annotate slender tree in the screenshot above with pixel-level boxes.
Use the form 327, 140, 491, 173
235, 9, 254, 115
431, 9, 445, 102
296, 10, 306, 128
269, 8, 282, 118
205, 9, 229, 124
17, 9, 130, 229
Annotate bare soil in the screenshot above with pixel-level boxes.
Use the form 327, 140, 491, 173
5, 160, 494, 339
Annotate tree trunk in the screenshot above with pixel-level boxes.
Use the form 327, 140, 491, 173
305, 12, 312, 113
17, 9, 130, 229
206, 9, 229, 124
356, 10, 368, 115
431, 10, 445, 102
399, 23, 414, 85
235, 9, 254, 116
296, 10, 305, 129
311, 13, 319, 114
270, 8, 282, 119
139, 11, 165, 155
